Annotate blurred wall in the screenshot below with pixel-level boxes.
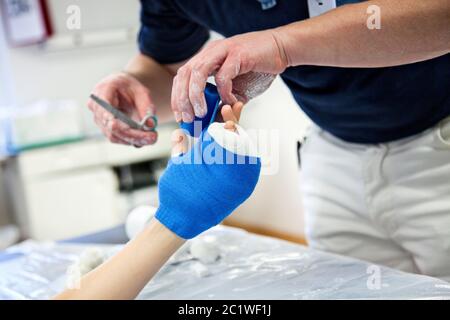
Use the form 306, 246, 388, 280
0, 21, 14, 107
0, 168, 11, 226
1, 15, 12, 224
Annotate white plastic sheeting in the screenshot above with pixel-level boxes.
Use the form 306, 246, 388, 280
0, 226, 449, 300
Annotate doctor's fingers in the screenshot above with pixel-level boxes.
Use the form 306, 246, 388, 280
172, 65, 199, 124
94, 113, 158, 146
173, 45, 228, 122
215, 53, 245, 106
88, 78, 120, 113
93, 114, 129, 145
117, 85, 157, 130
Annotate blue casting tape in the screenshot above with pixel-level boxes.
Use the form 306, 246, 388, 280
180, 83, 221, 137
155, 128, 261, 239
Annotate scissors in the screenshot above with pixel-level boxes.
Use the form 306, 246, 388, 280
90, 94, 158, 132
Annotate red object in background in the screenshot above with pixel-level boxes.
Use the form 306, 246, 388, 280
1, 0, 53, 47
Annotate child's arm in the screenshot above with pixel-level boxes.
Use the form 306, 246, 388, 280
54, 102, 250, 300
54, 219, 183, 300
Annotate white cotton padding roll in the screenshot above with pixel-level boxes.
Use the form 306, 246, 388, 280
125, 205, 157, 240
190, 261, 211, 277
77, 247, 105, 274
207, 122, 259, 158
65, 247, 106, 288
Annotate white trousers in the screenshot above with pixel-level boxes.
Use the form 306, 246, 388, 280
300, 117, 450, 282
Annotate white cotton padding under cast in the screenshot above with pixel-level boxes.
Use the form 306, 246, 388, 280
207, 122, 259, 158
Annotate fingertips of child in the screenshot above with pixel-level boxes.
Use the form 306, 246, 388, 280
224, 120, 237, 132
171, 129, 188, 156
232, 101, 244, 122
221, 104, 238, 123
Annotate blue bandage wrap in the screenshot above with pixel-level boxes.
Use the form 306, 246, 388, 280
180, 83, 221, 138
155, 126, 261, 239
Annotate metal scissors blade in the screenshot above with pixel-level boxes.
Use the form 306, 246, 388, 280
90, 94, 157, 132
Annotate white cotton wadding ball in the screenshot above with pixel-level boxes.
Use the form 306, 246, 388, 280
190, 261, 211, 278
167, 242, 191, 264
79, 247, 105, 270
66, 263, 83, 289
125, 205, 157, 240
189, 239, 220, 264
65, 248, 106, 289
67, 247, 106, 278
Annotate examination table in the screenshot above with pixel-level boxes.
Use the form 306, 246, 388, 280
0, 225, 449, 299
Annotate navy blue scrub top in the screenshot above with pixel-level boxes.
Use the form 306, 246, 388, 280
138, 0, 450, 143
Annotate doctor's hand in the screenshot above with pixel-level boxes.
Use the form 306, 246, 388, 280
87, 72, 158, 147
171, 30, 288, 123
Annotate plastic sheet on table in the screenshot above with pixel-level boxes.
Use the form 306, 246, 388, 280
0, 226, 449, 300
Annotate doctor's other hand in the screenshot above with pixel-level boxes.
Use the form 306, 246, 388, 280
171, 29, 288, 123
87, 72, 158, 147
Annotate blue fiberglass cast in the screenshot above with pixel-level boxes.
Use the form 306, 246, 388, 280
155, 126, 261, 239
156, 83, 261, 239
179, 82, 221, 137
